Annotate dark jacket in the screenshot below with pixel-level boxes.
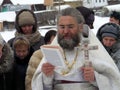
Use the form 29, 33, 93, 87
8, 9, 45, 51
110, 40, 120, 71
96, 22, 120, 71
13, 47, 34, 90
0, 44, 14, 90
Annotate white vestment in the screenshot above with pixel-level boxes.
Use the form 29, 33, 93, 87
32, 30, 120, 90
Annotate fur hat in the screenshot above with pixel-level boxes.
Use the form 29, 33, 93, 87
18, 11, 35, 26
100, 23, 120, 39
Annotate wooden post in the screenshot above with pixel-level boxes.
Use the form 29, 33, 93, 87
0, 21, 3, 31
44, 0, 53, 6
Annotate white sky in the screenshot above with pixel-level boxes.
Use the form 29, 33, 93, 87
0, 15, 109, 42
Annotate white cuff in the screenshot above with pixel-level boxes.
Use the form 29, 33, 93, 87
42, 73, 54, 85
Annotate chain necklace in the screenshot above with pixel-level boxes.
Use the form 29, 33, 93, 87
61, 48, 79, 75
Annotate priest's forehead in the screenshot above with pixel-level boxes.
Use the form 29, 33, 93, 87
57, 7, 85, 24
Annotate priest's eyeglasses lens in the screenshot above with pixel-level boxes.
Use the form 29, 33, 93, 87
58, 25, 74, 30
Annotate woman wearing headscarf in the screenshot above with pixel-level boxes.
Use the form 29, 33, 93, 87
8, 9, 45, 52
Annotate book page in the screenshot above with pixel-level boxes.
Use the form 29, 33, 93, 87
41, 46, 65, 67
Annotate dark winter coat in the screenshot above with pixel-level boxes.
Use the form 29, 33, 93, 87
7, 9, 45, 51
110, 40, 120, 71
96, 22, 120, 71
13, 47, 34, 90
0, 44, 14, 90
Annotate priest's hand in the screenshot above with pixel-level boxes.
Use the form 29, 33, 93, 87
41, 62, 55, 76
81, 66, 95, 82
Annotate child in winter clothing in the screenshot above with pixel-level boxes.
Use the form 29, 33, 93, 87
13, 36, 34, 90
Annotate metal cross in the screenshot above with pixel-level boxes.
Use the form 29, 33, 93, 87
81, 37, 98, 66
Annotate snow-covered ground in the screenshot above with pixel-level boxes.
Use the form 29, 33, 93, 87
0, 11, 16, 22
0, 0, 44, 5
92, 16, 109, 34
0, 15, 109, 42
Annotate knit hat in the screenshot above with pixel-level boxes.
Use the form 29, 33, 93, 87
18, 11, 35, 26
100, 24, 119, 39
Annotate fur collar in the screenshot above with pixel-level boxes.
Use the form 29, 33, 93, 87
0, 44, 14, 73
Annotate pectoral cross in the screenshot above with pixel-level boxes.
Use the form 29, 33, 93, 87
81, 38, 98, 66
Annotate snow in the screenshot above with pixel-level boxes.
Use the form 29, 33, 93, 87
103, 4, 120, 12
0, 15, 109, 42
64, 0, 79, 1
0, 0, 44, 5
10, 0, 44, 5
92, 16, 109, 34
55, 5, 71, 10
0, 0, 3, 5
0, 30, 15, 42
0, 11, 16, 22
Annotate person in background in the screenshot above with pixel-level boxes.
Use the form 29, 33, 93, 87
97, 22, 120, 43
97, 22, 120, 71
44, 30, 57, 44
109, 11, 120, 25
8, 9, 45, 52
97, 11, 120, 40
76, 6, 95, 29
25, 30, 57, 90
32, 7, 120, 90
13, 36, 34, 90
0, 34, 14, 90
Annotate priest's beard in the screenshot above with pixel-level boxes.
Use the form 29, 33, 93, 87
58, 33, 80, 50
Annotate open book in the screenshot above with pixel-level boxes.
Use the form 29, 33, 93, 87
41, 45, 65, 67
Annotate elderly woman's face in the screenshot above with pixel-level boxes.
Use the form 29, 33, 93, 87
102, 36, 117, 47
0, 46, 3, 59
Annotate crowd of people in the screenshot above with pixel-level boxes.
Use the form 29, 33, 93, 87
0, 6, 120, 90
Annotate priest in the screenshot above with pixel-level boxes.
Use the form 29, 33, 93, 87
32, 7, 120, 90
